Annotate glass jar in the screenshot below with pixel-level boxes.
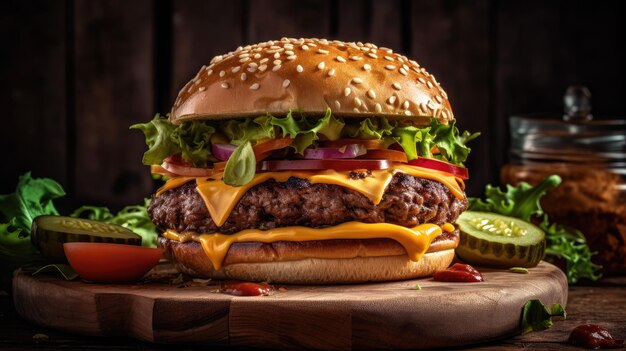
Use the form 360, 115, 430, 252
501, 86, 626, 274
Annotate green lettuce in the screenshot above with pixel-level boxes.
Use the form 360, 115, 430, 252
469, 175, 602, 283
520, 300, 566, 334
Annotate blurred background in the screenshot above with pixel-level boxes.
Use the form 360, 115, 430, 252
1, 0, 625, 211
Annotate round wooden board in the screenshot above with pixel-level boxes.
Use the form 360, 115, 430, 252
13, 261, 567, 350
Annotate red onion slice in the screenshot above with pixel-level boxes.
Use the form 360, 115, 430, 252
303, 144, 367, 159
211, 143, 237, 161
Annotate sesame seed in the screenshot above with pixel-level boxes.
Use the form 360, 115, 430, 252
427, 100, 436, 110
349, 55, 362, 61
219, 70, 226, 77
296, 65, 303, 73
334, 100, 341, 109
404, 110, 411, 115
385, 65, 396, 70
187, 85, 193, 93
317, 62, 326, 70
274, 52, 280, 59
273, 60, 282, 66
285, 50, 294, 56
336, 56, 346, 63
392, 83, 401, 90
353, 107, 360, 113
320, 39, 329, 45
354, 97, 363, 107
199, 86, 206, 92
363, 64, 371, 71
193, 78, 201, 85
327, 68, 335, 77
260, 58, 269, 64
402, 101, 410, 109
241, 73, 247, 81
418, 77, 426, 84
367, 52, 378, 59
254, 53, 261, 59
435, 95, 443, 103
317, 49, 329, 54
308, 42, 317, 47
272, 65, 282, 72
384, 56, 395, 61
239, 57, 250, 63
301, 44, 310, 50
441, 91, 448, 99
232, 66, 241, 73
282, 79, 290, 88
344, 87, 351, 96
239, 53, 250, 58
221, 82, 229, 89
367, 89, 376, 99
258, 64, 268, 72
286, 55, 297, 61
207, 69, 213, 76
250, 83, 260, 90
249, 62, 258, 68
360, 47, 370, 52
420, 102, 428, 113
351, 77, 363, 84
403, 64, 409, 71
412, 67, 420, 73
375, 103, 382, 113
387, 96, 397, 105
399, 68, 408, 76
427, 81, 434, 89
247, 66, 257, 73
270, 45, 281, 50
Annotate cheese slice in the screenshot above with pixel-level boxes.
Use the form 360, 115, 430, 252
156, 165, 464, 227
164, 222, 454, 270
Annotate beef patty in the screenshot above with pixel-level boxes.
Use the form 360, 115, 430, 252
148, 173, 468, 234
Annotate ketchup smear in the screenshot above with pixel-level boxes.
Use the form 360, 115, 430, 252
220, 280, 276, 296
433, 263, 484, 282
569, 324, 625, 349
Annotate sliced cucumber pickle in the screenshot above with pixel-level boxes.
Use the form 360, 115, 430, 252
31, 215, 142, 262
455, 211, 546, 268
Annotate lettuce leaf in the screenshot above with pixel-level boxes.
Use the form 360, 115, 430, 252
130, 114, 179, 165
170, 121, 215, 166
271, 109, 344, 153
223, 140, 256, 186
520, 300, 566, 334
469, 175, 602, 283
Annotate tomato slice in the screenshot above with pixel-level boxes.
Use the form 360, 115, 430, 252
361, 149, 408, 163
320, 139, 387, 150
407, 158, 469, 179
259, 159, 392, 172
253, 137, 292, 160
64, 243, 163, 283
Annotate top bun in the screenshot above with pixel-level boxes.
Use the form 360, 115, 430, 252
171, 38, 454, 126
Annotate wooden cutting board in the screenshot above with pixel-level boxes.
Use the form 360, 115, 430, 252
13, 261, 567, 350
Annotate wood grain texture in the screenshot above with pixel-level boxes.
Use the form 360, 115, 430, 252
170, 0, 244, 107
0, 0, 67, 194
73, 0, 154, 207
12, 261, 567, 350
408, 0, 492, 195
335, 0, 402, 53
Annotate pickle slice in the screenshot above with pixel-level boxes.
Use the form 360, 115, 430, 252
31, 215, 142, 262
455, 211, 545, 268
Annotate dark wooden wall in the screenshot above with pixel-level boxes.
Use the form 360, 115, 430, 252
2, 0, 625, 210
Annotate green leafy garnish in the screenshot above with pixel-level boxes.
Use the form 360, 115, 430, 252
509, 267, 529, 274
414, 283, 422, 290
21, 263, 78, 281
71, 199, 158, 248
223, 141, 256, 186
520, 299, 566, 334
469, 175, 601, 283
132, 110, 478, 186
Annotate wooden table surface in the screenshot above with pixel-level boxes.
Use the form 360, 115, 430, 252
1, 276, 625, 350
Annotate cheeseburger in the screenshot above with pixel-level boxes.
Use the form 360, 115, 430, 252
132, 38, 478, 284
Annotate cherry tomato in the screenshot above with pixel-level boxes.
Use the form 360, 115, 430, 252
259, 159, 392, 172
361, 149, 408, 163
320, 139, 387, 150
408, 158, 469, 179
64, 243, 163, 283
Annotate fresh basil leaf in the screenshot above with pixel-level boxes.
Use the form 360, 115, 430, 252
520, 299, 566, 334
223, 140, 256, 186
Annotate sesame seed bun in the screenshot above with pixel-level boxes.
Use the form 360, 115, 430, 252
158, 232, 459, 284
171, 38, 453, 125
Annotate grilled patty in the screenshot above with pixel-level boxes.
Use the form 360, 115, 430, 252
148, 173, 468, 234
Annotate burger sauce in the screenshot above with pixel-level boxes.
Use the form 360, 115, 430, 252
433, 263, 484, 282
219, 280, 275, 296
569, 324, 625, 349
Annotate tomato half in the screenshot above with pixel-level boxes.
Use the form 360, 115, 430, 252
361, 149, 408, 163
64, 243, 163, 283
407, 158, 469, 179
259, 159, 392, 172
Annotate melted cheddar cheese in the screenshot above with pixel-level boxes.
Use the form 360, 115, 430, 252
164, 222, 455, 270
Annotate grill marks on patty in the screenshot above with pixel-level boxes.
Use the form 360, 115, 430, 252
148, 174, 468, 234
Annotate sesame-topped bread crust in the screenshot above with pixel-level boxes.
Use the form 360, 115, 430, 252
171, 38, 454, 125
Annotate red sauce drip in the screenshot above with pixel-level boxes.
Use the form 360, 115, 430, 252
219, 280, 275, 296
569, 324, 625, 349
433, 263, 484, 282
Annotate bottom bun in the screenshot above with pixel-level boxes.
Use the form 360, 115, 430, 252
159, 235, 457, 284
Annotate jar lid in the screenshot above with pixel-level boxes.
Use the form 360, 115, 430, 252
510, 86, 626, 163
